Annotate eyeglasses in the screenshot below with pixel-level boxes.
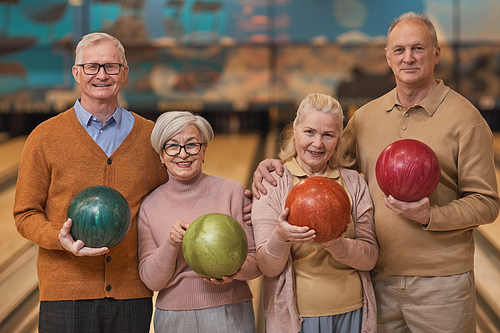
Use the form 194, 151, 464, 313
77, 63, 123, 75
162, 143, 204, 156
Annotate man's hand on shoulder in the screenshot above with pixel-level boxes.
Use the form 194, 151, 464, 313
243, 189, 253, 225
252, 158, 283, 199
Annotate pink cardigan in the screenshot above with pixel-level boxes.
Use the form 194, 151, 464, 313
137, 170, 261, 310
251, 166, 378, 333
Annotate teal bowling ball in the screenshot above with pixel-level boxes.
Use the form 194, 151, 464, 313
67, 185, 132, 248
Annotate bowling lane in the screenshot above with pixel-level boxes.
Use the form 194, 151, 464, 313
0, 186, 33, 269
494, 133, 500, 150
203, 133, 261, 187
0, 136, 29, 268
479, 133, 500, 250
0, 136, 26, 175
474, 132, 500, 331
0, 137, 39, 332
0, 136, 26, 191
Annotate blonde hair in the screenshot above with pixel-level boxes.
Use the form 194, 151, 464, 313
279, 93, 348, 169
150, 111, 214, 155
75, 32, 127, 66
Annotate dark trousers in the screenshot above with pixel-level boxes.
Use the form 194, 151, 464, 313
38, 297, 153, 333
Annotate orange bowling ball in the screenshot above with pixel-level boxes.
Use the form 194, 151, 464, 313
285, 176, 351, 243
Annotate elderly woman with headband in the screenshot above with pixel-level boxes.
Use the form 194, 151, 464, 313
137, 111, 260, 333
251, 93, 378, 333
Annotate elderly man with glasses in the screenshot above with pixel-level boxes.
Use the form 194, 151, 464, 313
13, 32, 169, 333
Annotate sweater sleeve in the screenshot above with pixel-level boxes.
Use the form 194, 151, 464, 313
428, 120, 500, 231
229, 182, 261, 281
14, 126, 64, 250
137, 197, 182, 291
323, 169, 378, 271
251, 169, 293, 278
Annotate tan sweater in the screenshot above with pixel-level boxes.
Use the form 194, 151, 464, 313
343, 80, 500, 276
13, 108, 168, 301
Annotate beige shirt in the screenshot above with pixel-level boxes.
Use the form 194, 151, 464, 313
286, 159, 362, 317
343, 79, 500, 276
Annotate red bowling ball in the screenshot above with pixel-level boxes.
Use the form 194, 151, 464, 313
376, 139, 441, 202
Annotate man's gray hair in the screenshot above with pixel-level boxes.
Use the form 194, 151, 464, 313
388, 12, 439, 50
75, 32, 127, 66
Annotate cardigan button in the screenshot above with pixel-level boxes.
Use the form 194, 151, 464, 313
107, 158, 112, 165
106, 256, 111, 263
106, 285, 112, 292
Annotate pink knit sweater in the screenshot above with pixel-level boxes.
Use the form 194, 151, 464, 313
137, 170, 261, 310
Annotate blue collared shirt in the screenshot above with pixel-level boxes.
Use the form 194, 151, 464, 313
74, 99, 134, 156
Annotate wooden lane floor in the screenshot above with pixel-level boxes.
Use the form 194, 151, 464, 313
0, 137, 30, 267
0, 136, 26, 192
479, 132, 500, 253
475, 132, 500, 331
203, 133, 262, 187
0, 136, 30, 269
0, 185, 39, 326
0, 136, 39, 333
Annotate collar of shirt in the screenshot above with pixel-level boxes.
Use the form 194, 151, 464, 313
73, 99, 134, 156
383, 79, 450, 116
286, 157, 340, 181
74, 99, 121, 128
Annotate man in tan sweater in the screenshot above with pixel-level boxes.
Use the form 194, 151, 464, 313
13, 33, 168, 332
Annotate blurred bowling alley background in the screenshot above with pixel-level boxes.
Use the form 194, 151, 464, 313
2, 1, 500, 332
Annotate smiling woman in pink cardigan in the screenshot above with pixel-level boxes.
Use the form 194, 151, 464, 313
251, 93, 378, 333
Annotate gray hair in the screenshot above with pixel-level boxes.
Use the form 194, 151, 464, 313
75, 32, 127, 66
388, 12, 439, 50
151, 111, 214, 155
279, 93, 348, 169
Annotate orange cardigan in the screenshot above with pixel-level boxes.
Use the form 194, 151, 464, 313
14, 108, 168, 301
